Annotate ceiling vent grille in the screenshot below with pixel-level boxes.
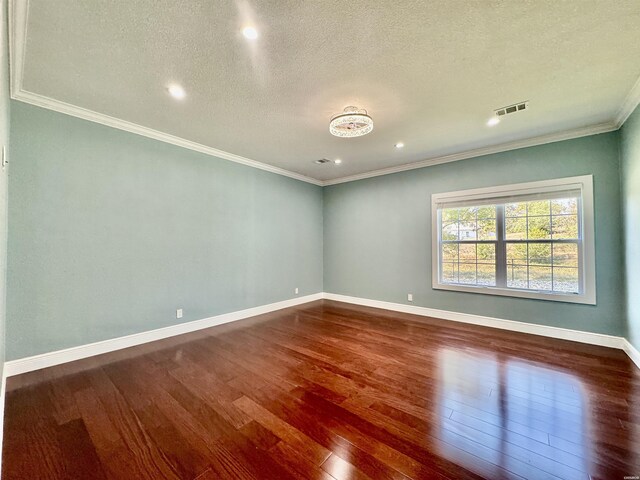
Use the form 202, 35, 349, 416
313, 158, 332, 164
495, 101, 529, 117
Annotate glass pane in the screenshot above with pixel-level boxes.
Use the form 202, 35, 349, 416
506, 217, 527, 240
457, 207, 477, 222
459, 244, 476, 262
458, 263, 476, 284
552, 215, 579, 239
442, 222, 458, 241
442, 208, 459, 223
477, 219, 496, 240
529, 266, 552, 291
477, 264, 496, 286
458, 221, 477, 241
506, 202, 526, 217
477, 243, 496, 263
553, 267, 579, 293
507, 266, 528, 289
528, 216, 551, 240
440, 195, 582, 295
551, 198, 577, 215
477, 206, 496, 219
527, 200, 550, 216
528, 243, 552, 266
553, 243, 578, 267
506, 243, 527, 265
442, 243, 458, 261
441, 262, 458, 284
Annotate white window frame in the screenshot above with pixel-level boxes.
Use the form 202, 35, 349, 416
431, 175, 595, 305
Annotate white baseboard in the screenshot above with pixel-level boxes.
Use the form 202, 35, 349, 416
622, 338, 640, 371
323, 293, 625, 350
4, 293, 323, 377
4, 292, 638, 377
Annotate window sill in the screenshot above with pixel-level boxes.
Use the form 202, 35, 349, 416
432, 282, 596, 305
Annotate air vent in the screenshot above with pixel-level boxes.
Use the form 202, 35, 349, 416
313, 158, 332, 164
495, 101, 529, 117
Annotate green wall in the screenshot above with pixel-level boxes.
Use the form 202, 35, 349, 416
6, 98, 634, 360
6, 101, 323, 359
324, 132, 626, 336
621, 104, 640, 351
0, 0, 9, 379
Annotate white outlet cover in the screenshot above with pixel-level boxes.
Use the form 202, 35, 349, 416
295, 288, 299, 294
407, 294, 413, 302
176, 308, 183, 319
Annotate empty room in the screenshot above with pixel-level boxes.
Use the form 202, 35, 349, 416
0, 0, 639, 479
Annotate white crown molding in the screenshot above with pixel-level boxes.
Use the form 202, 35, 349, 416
322, 122, 618, 186
9, 88, 621, 189
3, 293, 323, 376
8, 0, 640, 188
615, 74, 640, 128
323, 293, 626, 350
8, 1, 324, 186
11, 90, 324, 186
8, 0, 28, 98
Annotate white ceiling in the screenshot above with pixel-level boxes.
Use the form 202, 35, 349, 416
13, 0, 640, 183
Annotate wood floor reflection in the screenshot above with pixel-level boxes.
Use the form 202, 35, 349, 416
3, 300, 639, 479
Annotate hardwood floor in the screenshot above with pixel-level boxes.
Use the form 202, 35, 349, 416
3, 299, 640, 479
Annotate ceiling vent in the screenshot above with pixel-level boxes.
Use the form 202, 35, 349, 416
313, 158, 332, 165
495, 101, 529, 117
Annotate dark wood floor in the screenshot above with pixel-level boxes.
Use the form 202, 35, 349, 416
3, 300, 640, 479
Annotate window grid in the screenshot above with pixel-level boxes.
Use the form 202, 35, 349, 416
503, 198, 580, 293
441, 206, 497, 287
440, 198, 581, 295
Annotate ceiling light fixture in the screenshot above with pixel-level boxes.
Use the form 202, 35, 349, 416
167, 84, 186, 100
487, 117, 500, 127
329, 106, 373, 138
242, 27, 258, 40
395, 142, 404, 149
334, 159, 342, 165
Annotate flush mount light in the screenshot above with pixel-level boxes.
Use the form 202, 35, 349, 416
329, 106, 373, 138
395, 142, 404, 149
168, 84, 186, 100
334, 159, 342, 165
242, 27, 258, 40
487, 117, 500, 127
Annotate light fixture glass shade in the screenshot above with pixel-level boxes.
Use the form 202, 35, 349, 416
329, 106, 373, 138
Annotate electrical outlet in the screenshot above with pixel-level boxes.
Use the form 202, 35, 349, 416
407, 293, 413, 302
295, 287, 299, 295
176, 308, 183, 319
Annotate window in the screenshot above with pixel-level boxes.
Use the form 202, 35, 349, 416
432, 175, 595, 304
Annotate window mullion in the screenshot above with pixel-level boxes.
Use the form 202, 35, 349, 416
496, 204, 507, 287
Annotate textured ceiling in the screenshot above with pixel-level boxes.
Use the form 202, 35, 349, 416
18, 0, 640, 181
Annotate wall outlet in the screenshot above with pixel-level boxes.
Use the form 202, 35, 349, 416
176, 308, 183, 319
295, 287, 299, 295
407, 293, 413, 302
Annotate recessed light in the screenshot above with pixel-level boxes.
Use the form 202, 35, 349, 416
487, 117, 500, 126
167, 84, 186, 100
334, 159, 342, 165
395, 142, 404, 149
242, 27, 258, 40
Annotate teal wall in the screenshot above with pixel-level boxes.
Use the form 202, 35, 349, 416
0, 0, 9, 379
6, 101, 323, 359
6, 99, 634, 359
324, 133, 625, 336
621, 104, 640, 350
